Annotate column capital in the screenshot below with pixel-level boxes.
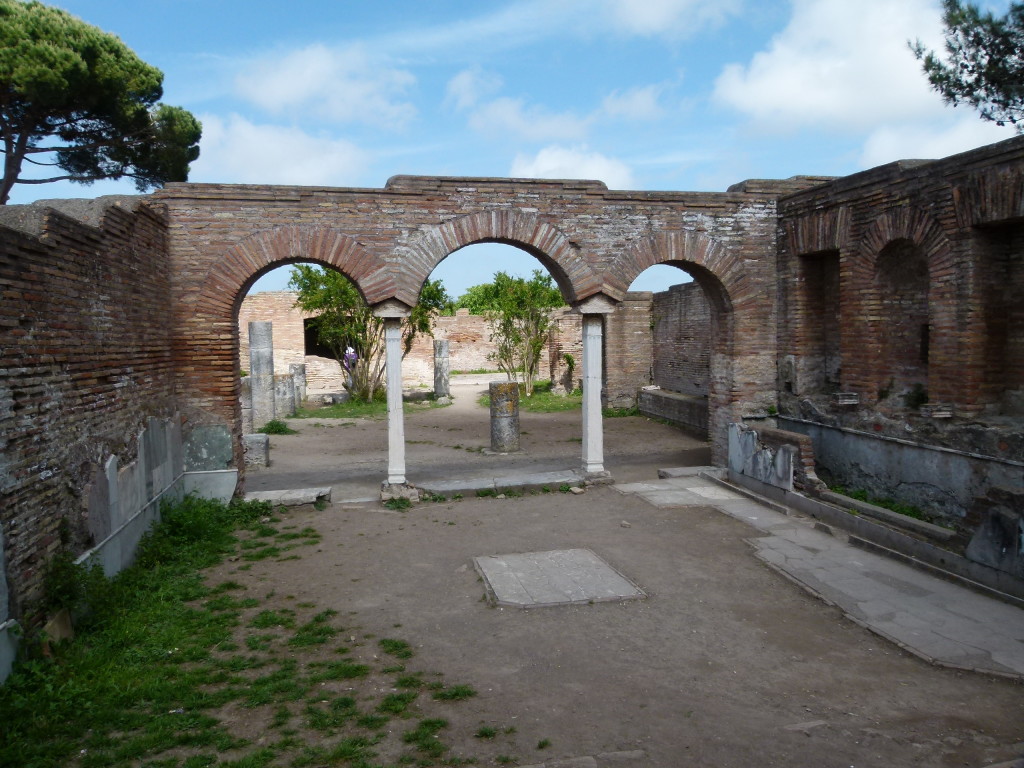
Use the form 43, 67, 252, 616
372, 298, 413, 318
572, 292, 618, 315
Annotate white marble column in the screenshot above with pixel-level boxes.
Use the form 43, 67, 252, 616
581, 314, 605, 475
385, 318, 406, 485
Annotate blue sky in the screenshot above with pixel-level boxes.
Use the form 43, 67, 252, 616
11, 0, 1017, 297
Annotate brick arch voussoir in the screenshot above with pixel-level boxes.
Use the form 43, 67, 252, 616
851, 207, 954, 284
197, 226, 386, 317
393, 210, 602, 306
618, 231, 736, 314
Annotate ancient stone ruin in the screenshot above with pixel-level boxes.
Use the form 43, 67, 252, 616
1, 136, 1022, 680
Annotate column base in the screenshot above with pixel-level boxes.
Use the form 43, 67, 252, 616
381, 482, 419, 502
582, 465, 611, 480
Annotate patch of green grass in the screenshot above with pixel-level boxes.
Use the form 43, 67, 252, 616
288, 611, 339, 648
478, 380, 583, 413
474, 726, 497, 739
378, 691, 419, 715
395, 674, 425, 689
380, 637, 415, 659
602, 405, 639, 417
432, 684, 477, 701
537, 738, 552, 749
1, 492, 516, 768
402, 718, 448, 758
249, 609, 296, 629
257, 419, 298, 435
356, 713, 390, 730
295, 395, 448, 421
384, 497, 413, 511
830, 484, 935, 523
294, 398, 388, 420
306, 660, 371, 682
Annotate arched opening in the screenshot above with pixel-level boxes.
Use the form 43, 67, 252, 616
602, 263, 715, 472
396, 242, 587, 486
235, 260, 399, 499
875, 239, 929, 407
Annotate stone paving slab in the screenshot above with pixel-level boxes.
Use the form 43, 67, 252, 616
615, 474, 1024, 679
243, 487, 331, 506
418, 469, 583, 495
474, 548, 646, 608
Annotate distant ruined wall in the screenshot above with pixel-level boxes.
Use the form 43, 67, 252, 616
237, 293, 655, 403
652, 282, 711, 398
0, 198, 177, 621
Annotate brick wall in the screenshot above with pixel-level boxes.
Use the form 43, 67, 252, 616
158, 178, 783, 465
0, 198, 176, 620
777, 138, 1024, 513
652, 282, 710, 397
604, 293, 653, 406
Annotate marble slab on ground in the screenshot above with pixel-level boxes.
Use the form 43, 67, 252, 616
418, 469, 584, 495
474, 548, 645, 608
244, 487, 331, 506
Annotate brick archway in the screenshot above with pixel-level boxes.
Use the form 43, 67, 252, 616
612, 230, 767, 463
847, 209, 956, 404
175, 225, 385, 422
392, 210, 607, 307
198, 225, 387, 316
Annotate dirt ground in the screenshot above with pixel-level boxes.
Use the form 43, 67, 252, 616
234, 376, 1024, 767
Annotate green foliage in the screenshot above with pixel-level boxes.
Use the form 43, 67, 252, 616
289, 266, 449, 403
602, 404, 639, 418
257, 419, 297, 435
831, 485, 932, 523
384, 497, 413, 511
0, 0, 201, 203
478, 379, 582, 413
432, 684, 477, 701
379, 637, 415, 658
457, 270, 564, 397
912, 1, 1024, 131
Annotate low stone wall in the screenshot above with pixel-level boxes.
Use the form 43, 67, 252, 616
1, 414, 237, 684
779, 416, 1024, 522
727, 422, 825, 494
638, 389, 708, 438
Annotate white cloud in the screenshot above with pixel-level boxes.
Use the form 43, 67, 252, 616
191, 114, 370, 186
510, 145, 636, 189
602, 0, 742, 37
860, 115, 1017, 169
602, 84, 666, 121
444, 67, 503, 111
235, 44, 416, 129
374, 0, 741, 55
713, 0, 950, 132
469, 98, 590, 141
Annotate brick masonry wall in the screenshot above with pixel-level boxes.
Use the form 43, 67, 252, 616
651, 282, 711, 397
777, 138, 1024, 507
604, 293, 654, 407
155, 177, 786, 465
0, 199, 176, 619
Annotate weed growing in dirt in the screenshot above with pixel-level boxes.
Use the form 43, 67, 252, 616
380, 637, 415, 659
433, 684, 477, 701
384, 497, 413, 511
258, 418, 298, 434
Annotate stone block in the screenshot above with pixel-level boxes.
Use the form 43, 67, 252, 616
243, 433, 270, 467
